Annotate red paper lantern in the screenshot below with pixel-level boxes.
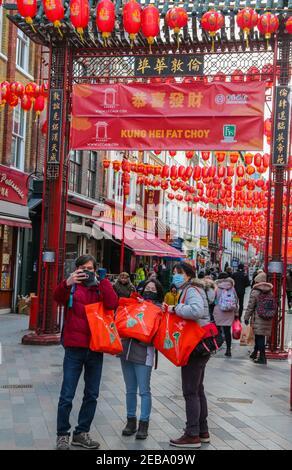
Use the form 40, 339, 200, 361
178, 165, 185, 179
1, 81, 10, 104
21, 94, 32, 111
175, 194, 183, 201
96, 0, 115, 45
201, 10, 224, 52
161, 165, 170, 178
208, 166, 216, 178
201, 151, 210, 161
193, 166, 201, 181
229, 152, 239, 164
184, 167, 193, 180
141, 4, 160, 50
161, 180, 168, 190
246, 66, 261, 82
17, 0, 37, 28
246, 165, 255, 176
43, 0, 64, 35
264, 118, 272, 137
8, 94, 19, 107
231, 69, 245, 83
262, 154, 270, 168
123, 0, 142, 46
185, 151, 194, 160
165, 6, 188, 38
70, 0, 90, 39
34, 95, 45, 115
170, 165, 178, 180
257, 12, 279, 46
244, 153, 253, 165
227, 167, 234, 177
154, 150, 161, 156
169, 151, 176, 157
168, 193, 175, 200
285, 17, 292, 34
236, 8, 258, 48
10, 81, 24, 97
25, 82, 38, 99
215, 151, 226, 163
237, 166, 245, 178
112, 160, 121, 172
254, 153, 262, 167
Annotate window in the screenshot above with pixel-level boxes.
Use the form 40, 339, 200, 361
16, 28, 30, 72
11, 104, 26, 170
87, 152, 97, 199
69, 151, 82, 193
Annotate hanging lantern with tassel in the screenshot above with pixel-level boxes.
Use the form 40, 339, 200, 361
123, 0, 142, 48
285, 17, 292, 34
70, 0, 89, 41
21, 94, 33, 111
165, 6, 188, 48
10, 82, 24, 98
34, 95, 45, 117
17, 0, 37, 32
257, 12, 279, 48
96, 0, 116, 46
236, 7, 258, 48
0, 81, 10, 106
201, 9, 224, 53
43, 0, 64, 37
141, 4, 160, 53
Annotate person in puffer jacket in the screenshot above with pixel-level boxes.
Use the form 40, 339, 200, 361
54, 255, 118, 451
164, 262, 211, 450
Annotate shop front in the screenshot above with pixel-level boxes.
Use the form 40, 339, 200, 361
0, 165, 31, 313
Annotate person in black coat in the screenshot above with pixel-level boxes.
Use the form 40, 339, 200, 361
232, 264, 250, 321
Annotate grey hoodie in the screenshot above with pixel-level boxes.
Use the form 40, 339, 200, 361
175, 279, 210, 326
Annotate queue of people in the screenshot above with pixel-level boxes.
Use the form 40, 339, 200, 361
54, 255, 275, 450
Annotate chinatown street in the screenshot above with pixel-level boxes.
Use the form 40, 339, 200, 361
0, 307, 292, 451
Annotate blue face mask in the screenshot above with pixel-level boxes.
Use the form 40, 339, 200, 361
172, 274, 185, 288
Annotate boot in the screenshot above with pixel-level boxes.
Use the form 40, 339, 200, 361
136, 420, 149, 440
224, 348, 231, 357
254, 353, 267, 365
122, 417, 137, 436
249, 350, 257, 360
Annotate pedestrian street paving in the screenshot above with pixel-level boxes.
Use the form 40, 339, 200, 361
0, 313, 292, 451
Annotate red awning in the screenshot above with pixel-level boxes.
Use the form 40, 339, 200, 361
0, 217, 32, 229
94, 221, 185, 258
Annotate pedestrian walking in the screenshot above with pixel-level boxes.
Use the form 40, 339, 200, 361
244, 272, 275, 365
286, 269, 292, 312
165, 262, 211, 449
232, 263, 250, 321
164, 284, 180, 306
114, 272, 136, 298
54, 255, 118, 450
120, 278, 163, 440
213, 273, 239, 357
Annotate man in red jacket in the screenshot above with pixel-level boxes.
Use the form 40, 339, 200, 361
54, 255, 118, 450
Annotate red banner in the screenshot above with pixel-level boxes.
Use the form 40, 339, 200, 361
71, 82, 265, 151
0, 165, 28, 206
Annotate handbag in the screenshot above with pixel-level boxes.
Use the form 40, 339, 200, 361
192, 322, 224, 357
232, 319, 242, 340
85, 302, 123, 355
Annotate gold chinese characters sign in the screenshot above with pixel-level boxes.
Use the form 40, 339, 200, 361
48, 89, 64, 164
272, 86, 291, 167
134, 55, 204, 77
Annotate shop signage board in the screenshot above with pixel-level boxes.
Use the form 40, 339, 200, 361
0, 165, 28, 206
71, 82, 265, 151
47, 89, 63, 164
272, 86, 291, 166
134, 54, 204, 77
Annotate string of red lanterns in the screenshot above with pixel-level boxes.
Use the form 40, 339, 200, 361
0, 81, 47, 114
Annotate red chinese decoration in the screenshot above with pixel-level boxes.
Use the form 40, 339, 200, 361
231, 69, 244, 83
201, 151, 210, 161
246, 66, 261, 82
244, 153, 253, 165
10, 82, 24, 97
17, 0, 37, 31
185, 151, 194, 160
169, 151, 176, 157
25, 82, 38, 99
34, 95, 45, 116
21, 94, 32, 111
285, 17, 292, 34
201, 10, 224, 52
165, 6, 188, 47
236, 8, 258, 48
141, 4, 160, 52
70, 0, 90, 40
0, 81, 10, 105
96, 0, 116, 46
43, 0, 64, 37
123, 0, 142, 47
8, 94, 19, 108
257, 12, 279, 47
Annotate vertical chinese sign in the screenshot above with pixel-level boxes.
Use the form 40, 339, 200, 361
47, 89, 64, 164
272, 86, 291, 166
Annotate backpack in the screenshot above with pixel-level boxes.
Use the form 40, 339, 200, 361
256, 291, 276, 320
218, 288, 237, 312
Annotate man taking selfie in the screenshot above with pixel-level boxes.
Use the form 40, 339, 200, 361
54, 255, 118, 450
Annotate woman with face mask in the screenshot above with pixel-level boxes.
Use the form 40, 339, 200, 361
119, 279, 163, 440
163, 262, 211, 449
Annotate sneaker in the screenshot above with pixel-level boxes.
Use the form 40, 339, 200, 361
170, 434, 201, 448
249, 350, 257, 360
224, 349, 232, 357
71, 432, 100, 449
56, 435, 70, 450
254, 356, 267, 365
199, 432, 210, 443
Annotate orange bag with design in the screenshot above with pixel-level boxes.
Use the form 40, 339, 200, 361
153, 310, 205, 367
85, 302, 123, 355
115, 297, 162, 344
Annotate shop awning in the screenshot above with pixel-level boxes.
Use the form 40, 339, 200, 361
93, 221, 185, 259
0, 216, 31, 229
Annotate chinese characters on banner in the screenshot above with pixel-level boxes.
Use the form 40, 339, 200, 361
71, 82, 265, 151
48, 89, 63, 163
134, 55, 204, 77
272, 86, 291, 166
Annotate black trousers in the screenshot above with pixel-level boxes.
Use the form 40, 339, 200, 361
238, 294, 245, 320
254, 335, 265, 355
222, 326, 232, 349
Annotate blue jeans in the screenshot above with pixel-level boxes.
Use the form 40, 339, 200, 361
120, 359, 152, 422
57, 347, 103, 436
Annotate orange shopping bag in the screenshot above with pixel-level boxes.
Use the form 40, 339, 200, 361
85, 302, 123, 355
153, 311, 205, 367
115, 297, 162, 343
